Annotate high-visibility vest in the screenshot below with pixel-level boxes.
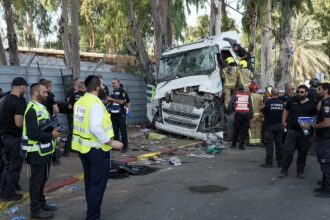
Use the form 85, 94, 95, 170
72, 93, 114, 154
22, 101, 55, 157
251, 92, 263, 117
147, 84, 155, 103
235, 92, 250, 113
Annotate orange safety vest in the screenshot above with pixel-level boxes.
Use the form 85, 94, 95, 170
235, 92, 250, 113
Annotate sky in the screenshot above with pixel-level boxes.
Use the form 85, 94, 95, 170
185, 1, 243, 31
0, 1, 243, 47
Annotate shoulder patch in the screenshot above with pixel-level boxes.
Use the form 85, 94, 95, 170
324, 106, 330, 113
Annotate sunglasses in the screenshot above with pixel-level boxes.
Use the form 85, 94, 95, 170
296, 90, 305, 94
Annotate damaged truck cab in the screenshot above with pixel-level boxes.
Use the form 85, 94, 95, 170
147, 31, 240, 141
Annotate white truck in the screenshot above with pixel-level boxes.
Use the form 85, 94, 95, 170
147, 31, 240, 141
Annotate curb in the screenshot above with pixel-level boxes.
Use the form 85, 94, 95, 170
0, 140, 202, 212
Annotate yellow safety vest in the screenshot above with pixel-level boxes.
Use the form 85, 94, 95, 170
72, 93, 114, 154
238, 68, 254, 86
22, 101, 55, 156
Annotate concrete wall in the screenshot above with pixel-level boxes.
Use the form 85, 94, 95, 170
0, 65, 147, 125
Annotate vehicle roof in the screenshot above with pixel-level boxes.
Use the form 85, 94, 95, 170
162, 31, 240, 57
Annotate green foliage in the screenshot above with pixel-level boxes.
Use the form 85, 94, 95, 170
185, 14, 209, 43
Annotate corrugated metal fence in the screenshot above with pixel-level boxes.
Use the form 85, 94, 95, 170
0, 65, 147, 125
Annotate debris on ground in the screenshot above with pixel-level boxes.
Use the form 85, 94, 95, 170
4, 206, 19, 215
187, 153, 215, 159
169, 156, 182, 166
147, 132, 167, 141
68, 185, 80, 192
11, 216, 27, 220
206, 145, 222, 154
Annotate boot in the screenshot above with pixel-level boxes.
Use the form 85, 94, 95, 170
30, 210, 54, 219
42, 204, 58, 212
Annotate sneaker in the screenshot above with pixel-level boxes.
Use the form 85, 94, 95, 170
42, 204, 58, 212
260, 163, 273, 168
2, 193, 23, 202
30, 210, 54, 219
279, 171, 288, 178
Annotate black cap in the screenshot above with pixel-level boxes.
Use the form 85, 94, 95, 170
12, 77, 28, 86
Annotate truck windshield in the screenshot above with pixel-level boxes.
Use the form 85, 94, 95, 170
158, 46, 218, 82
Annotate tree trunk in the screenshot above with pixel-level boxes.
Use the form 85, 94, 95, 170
2, 0, 20, 66
249, 0, 257, 73
71, 0, 80, 79
0, 33, 7, 65
126, 0, 153, 83
278, 0, 293, 87
25, 4, 36, 47
260, 0, 273, 88
60, 0, 72, 68
210, 0, 221, 35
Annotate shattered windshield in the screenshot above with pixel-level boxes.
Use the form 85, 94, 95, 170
158, 46, 218, 82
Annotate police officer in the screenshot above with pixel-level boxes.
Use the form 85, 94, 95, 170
221, 57, 239, 109
308, 83, 330, 197
248, 82, 263, 146
228, 85, 254, 150
280, 83, 295, 105
0, 77, 27, 201
260, 88, 284, 168
63, 82, 86, 156
108, 78, 130, 153
22, 83, 61, 219
308, 78, 321, 104
72, 75, 123, 220
280, 85, 317, 178
238, 60, 254, 92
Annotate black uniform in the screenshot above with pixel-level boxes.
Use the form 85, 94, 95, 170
108, 88, 130, 151
63, 91, 85, 155
315, 98, 330, 193
261, 98, 284, 166
0, 94, 26, 199
281, 97, 317, 175
280, 93, 291, 106
228, 92, 254, 149
25, 104, 54, 214
308, 87, 321, 104
44, 91, 58, 117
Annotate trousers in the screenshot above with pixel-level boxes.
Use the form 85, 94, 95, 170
264, 124, 283, 165
316, 138, 330, 189
249, 114, 262, 145
79, 149, 110, 220
232, 113, 250, 147
111, 114, 128, 149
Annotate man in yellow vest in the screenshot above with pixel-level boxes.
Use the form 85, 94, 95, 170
221, 57, 239, 109
72, 75, 123, 220
248, 82, 264, 146
238, 60, 254, 92
22, 83, 61, 219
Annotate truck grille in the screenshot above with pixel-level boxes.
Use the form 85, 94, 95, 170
161, 102, 203, 130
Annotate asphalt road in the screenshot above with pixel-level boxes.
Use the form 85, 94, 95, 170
3, 146, 329, 220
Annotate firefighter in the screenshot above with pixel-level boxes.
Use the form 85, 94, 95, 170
228, 85, 254, 150
248, 82, 263, 146
238, 60, 254, 92
221, 57, 239, 110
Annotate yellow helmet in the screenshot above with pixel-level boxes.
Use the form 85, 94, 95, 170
225, 57, 235, 65
239, 60, 248, 68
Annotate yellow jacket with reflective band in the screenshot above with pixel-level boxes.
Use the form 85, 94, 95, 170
239, 68, 254, 85
72, 93, 113, 154
250, 92, 263, 116
22, 101, 55, 156
221, 66, 239, 86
